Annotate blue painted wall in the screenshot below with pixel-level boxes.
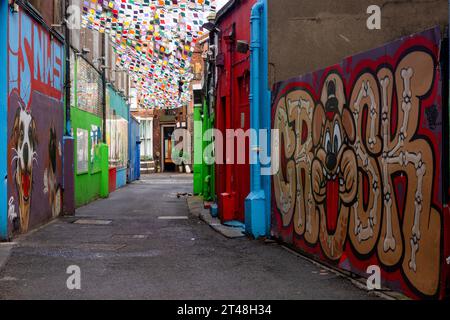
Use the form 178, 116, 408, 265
128, 115, 140, 182
0, 1, 8, 239
116, 168, 127, 189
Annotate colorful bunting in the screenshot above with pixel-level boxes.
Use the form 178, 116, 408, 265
81, 0, 216, 109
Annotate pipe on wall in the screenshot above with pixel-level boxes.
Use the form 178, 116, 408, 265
245, 0, 267, 238
259, 0, 271, 236
64, 0, 71, 136
250, 1, 263, 191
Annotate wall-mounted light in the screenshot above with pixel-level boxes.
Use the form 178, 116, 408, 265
76, 48, 91, 57
236, 41, 249, 54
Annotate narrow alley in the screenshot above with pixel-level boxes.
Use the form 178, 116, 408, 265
0, 175, 375, 300
1, 0, 449, 304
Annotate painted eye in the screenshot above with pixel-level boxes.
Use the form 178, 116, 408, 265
325, 130, 332, 153
334, 121, 342, 154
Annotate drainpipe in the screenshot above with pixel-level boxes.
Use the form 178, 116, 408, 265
64, 0, 71, 135
245, 0, 266, 238
261, 0, 271, 236
102, 34, 107, 144
250, 1, 262, 192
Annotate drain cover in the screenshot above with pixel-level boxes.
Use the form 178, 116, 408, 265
73, 219, 113, 225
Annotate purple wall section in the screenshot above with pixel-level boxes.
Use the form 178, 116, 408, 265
63, 137, 75, 215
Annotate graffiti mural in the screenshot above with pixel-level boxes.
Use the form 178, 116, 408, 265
7, 8, 64, 234
271, 27, 447, 299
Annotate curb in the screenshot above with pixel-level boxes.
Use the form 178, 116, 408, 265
280, 245, 407, 300
187, 196, 246, 239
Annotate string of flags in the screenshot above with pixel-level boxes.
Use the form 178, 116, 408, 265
81, 0, 216, 109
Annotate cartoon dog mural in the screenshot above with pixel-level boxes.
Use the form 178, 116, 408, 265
10, 100, 38, 233
44, 126, 61, 218
271, 28, 445, 299
7, 7, 65, 238
311, 74, 358, 261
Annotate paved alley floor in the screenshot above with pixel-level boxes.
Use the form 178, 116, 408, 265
0, 174, 378, 300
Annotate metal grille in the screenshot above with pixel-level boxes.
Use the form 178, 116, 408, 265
77, 57, 104, 118
70, 50, 76, 107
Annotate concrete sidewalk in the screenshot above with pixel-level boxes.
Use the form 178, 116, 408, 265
0, 174, 379, 300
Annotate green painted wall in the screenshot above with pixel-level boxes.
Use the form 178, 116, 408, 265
193, 99, 215, 202
193, 105, 203, 195
71, 107, 104, 207
202, 101, 215, 201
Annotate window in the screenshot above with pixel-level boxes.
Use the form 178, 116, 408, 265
77, 128, 89, 174
77, 57, 104, 117
139, 119, 153, 160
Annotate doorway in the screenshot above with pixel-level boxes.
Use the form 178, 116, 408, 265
161, 125, 176, 172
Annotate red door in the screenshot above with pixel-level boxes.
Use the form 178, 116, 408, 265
234, 74, 250, 222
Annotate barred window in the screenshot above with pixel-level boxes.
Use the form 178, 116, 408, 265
77, 57, 104, 117
70, 49, 76, 107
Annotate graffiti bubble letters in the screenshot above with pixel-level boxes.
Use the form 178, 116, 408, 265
272, 28, 443, 298
8, 10, 64, 106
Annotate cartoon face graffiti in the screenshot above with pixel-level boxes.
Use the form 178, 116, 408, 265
311, 73, 358, 260
271, 29, 444, 298
11, 101, 38, 233
44, 126, 61, 218
311, 75, 358, 246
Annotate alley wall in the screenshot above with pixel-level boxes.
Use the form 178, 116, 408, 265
268, 0, 448, 87
268, 0, 449, 300
6, 5, 65, 236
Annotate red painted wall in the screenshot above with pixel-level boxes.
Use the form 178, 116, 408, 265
271, 27, 449, 299
215, 0, 255, 222
109, 167, 117, 194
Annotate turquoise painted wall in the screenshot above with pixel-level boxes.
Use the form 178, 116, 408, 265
116, 168, 127, 189
128, 115, 140, 182
106, 85, 129, 190
107, 85, 129, 119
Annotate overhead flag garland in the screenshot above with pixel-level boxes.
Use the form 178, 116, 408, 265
81, 0, 216, 109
